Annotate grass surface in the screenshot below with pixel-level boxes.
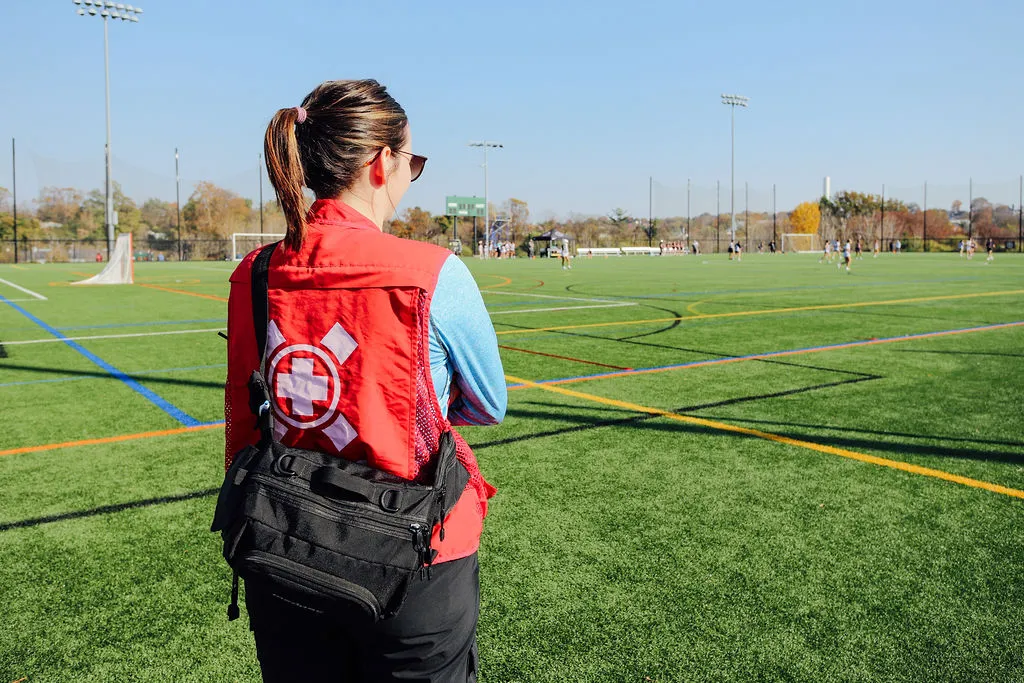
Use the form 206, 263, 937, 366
1, 253, 1022, 682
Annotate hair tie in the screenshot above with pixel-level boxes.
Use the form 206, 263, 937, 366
294, 106, 307, 124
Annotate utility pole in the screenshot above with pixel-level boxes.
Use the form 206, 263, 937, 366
175, 148, 181, 260
11, 138, 17, 264
716, 180, 720, 253
258, 153, 264, 235
468, 141, 502, 258
721, 94, 749, 243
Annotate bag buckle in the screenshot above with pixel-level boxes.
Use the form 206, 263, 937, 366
272, 452, 297, 477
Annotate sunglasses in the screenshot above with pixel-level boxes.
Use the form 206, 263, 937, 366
365, 148, 427, 182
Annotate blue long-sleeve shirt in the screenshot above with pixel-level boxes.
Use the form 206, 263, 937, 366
428, 255, 507, 425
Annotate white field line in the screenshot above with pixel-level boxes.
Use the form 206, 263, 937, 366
5, 327, 226, 346
489, 302, 637, 315
0, 278, 48, 300
482, 290, 619, 303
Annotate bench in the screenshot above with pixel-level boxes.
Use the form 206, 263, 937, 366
620, 247, 660, 256
576, 247, 621, 256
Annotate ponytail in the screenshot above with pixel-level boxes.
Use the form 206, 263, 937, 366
264, 107, 307, 251
262, 80, 409, 251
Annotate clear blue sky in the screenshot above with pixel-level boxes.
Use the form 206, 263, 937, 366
2, 0, 1022, 219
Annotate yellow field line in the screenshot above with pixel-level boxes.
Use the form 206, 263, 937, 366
496, 289, 1024, 336
0, 423, 224, 458
504, 374, 1024, 500
686, 299, 705, 315
10, 265, 27, 271
139, 283, 228, 302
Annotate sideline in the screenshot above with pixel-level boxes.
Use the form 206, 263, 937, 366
0, 277, 47, 301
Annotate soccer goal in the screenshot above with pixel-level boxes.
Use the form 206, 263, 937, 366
231, 233, 285, 261
71, 233, 133, 285
781, 233, 822, 254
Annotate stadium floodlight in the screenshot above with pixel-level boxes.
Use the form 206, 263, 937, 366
468, 141, 503, 256
721, 93, 749, 242
72, 0, 143, 260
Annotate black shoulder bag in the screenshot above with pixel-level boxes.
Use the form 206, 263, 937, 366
211, 242, 470, 622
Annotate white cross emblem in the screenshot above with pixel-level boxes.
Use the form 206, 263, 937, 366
265, 320, 359, 450
276, 358, 327, 416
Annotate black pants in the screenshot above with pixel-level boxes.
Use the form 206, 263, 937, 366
245, 553, 479, 683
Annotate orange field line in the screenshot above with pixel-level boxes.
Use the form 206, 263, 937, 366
139, 283, 228, 302
480, 275, 513, 289
0, 422, 225, 458
505, 374, 1024, 501
495, 288, 1024, 336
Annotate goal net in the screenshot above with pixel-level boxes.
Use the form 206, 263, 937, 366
232, 233, 285, 261
71, 233, 133, 285
781, 233, 822, 254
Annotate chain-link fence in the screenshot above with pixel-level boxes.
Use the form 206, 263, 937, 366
0, 237, 235, 264
651, 179, 1024, 254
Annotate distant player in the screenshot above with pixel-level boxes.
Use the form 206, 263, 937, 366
820, 240, 832, 264
734, 241, 742, 261
692, 239, 700, 255
967, 238, 976, 260
728, 240, 735, 260
873, 239, 880, 258
840, 240, 852, 272
958, 240, 965, 258
986, 238, 995, 263
854, 238, 863, 260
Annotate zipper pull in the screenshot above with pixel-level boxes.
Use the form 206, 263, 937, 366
227, 570, 240, 621
437, 486, 447, 542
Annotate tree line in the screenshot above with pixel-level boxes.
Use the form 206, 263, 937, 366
0, 182, 1016, 255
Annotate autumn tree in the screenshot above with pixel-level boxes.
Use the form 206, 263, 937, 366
506, 198, 529, 246
182, 181, 253, 238
403, 207, 434, 240
789, 201, 820, 234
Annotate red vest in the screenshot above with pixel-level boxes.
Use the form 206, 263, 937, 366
225, 199, 495, 563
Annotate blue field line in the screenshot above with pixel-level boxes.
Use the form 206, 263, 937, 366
0, 294, 203, 426
504, 320, 1024, 389
0, 364, 227, 389
56, 318, 226, 331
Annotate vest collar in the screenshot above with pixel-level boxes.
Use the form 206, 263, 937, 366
307, 198, 380, 231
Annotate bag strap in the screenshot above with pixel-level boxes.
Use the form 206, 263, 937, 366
247, 241, 279, 434
250, 241, 280, 361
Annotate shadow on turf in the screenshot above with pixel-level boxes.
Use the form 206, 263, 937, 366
0, 362, 224, 389
495, 318, 879, 380
0, 376, 883, 533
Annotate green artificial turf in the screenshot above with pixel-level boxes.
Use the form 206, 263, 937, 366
1, 253, 1022, 682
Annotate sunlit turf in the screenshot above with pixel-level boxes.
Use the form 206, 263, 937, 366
1, 253, 1022, 681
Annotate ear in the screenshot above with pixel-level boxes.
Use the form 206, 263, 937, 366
369, 148, 391, 188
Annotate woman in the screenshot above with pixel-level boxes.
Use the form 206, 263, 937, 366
224, 79, 507, 682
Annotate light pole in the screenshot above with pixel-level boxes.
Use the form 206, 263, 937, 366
721, 94, 748, 242
468, 141, 502, 257
73, 0, 142, 260
175, 147, 181, 261
258, 153, 265, 235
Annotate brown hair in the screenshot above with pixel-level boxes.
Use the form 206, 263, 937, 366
263, 79, 408, 250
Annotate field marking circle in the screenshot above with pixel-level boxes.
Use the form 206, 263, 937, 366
268, 343, 341, 429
